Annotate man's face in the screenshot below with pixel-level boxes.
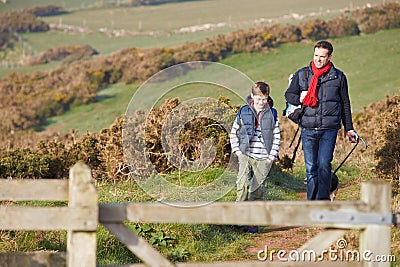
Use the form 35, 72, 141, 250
313, 47, 332, 69
252, 94, 268, 112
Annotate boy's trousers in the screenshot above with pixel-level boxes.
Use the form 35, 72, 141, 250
236, 154, 273, 201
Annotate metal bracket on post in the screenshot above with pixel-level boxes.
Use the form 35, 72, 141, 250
311, 211, 392, 225
393, 210, 400, 227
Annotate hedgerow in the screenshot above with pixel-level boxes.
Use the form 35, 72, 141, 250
26, 44, 98, 66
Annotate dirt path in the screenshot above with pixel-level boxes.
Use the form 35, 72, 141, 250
246, 225, 323, 261
245, 192, 323, 262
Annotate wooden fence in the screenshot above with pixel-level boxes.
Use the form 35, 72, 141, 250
0, 161, 98, 267
0, 162, 398, 267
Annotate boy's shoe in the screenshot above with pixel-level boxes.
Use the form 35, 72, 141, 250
232, 225, 245, 231
243, 225, 259, 233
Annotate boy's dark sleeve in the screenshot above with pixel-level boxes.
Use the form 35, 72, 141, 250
284, 71, 302, 106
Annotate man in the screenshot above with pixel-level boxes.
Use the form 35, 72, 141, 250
284, 40, 357, 200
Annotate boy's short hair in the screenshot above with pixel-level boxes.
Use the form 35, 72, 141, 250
252, 81, 270, 96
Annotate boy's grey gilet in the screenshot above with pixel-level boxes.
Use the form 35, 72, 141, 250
237, 105, 275, 154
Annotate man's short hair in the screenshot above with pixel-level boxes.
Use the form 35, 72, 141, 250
314, 40, 333, 56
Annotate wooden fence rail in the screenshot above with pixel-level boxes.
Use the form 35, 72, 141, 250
98, 180, 393, 267
0, 161, 98, 267
0, 162, 397, 267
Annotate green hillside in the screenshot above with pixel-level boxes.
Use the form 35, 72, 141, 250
42, 28, 400, 134
0, 0, 388, 55
2, 0, 399, 135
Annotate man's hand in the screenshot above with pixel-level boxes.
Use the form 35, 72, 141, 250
347, 130, 358, 143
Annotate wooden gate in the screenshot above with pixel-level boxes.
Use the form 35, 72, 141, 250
0, 162, 398, 267
99, 179, 394, 267
0, 162, 97, 267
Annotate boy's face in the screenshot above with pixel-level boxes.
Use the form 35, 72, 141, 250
252, 93, 269, 112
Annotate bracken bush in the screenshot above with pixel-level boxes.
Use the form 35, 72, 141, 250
326, 15, 361, 37
123, 96, 239, 180
352, 2, 400, 34
96, 117, 127, 181
23, 5, 68, 17
26, 44, 98, 66
0, 11, 49, 33
0, 97, 238, 180
299, 18, 330, 40
352, 90, 400, 192
0, 32, 18, 50
0, 133, 104, 179
371, 95, 400, 190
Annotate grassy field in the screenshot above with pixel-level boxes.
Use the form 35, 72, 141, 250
0, 0, 387, 56
0, 0, 391, 80
37, 0, 368, 32
0, 0, 100, 11
223, 29, 400, 112
42, 28, 400, 134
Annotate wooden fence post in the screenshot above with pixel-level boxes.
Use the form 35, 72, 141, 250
360, 180, 391, 267
67, 161, 98, 267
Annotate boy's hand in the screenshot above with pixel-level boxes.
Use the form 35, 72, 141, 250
234, 151, 242, 157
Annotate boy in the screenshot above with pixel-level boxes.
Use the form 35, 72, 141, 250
230, 81, 280, 204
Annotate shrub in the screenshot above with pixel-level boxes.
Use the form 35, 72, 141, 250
352, 2, 400, 34
142, 97, 236, 174
299, 18, 330, 40
27, 44, 98, 66
374, 95, 400, 190
24, 5, 68, 17
0, 96, 237, 180
0, 148, 51, 178
352, 90, 400, 192
0, 32, 17, 50
97, 117, 126, 181
0, 11, 49, 33
327, 15, 360, 37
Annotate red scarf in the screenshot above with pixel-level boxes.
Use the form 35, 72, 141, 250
302, 61, 332, 107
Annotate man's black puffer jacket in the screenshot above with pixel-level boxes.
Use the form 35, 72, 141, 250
285, 63, 354, 132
